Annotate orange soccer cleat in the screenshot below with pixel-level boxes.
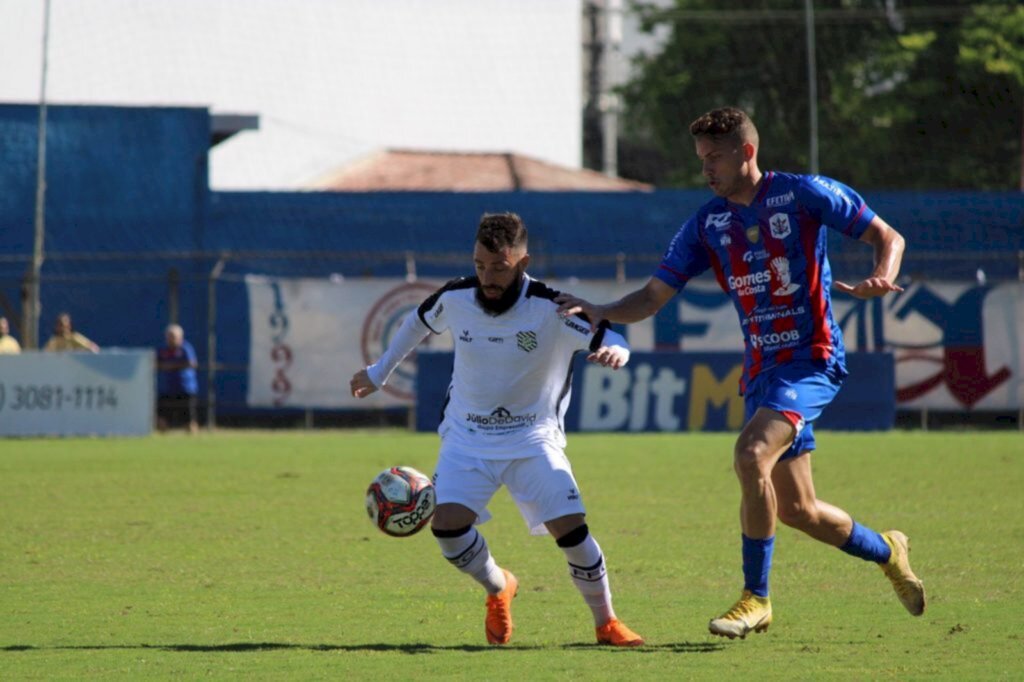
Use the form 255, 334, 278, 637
596, 618, 645, 647
485, 569, 519, 645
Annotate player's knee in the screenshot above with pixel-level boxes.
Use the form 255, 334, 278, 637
554, 523, 589, 548
777, 502, 815, 529
430, 503, 476, 532
733, 442, 771, 481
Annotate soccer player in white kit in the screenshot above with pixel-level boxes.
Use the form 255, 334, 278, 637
350, 213, 644, 647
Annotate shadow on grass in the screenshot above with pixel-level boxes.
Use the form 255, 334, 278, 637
3, 641, 724, 654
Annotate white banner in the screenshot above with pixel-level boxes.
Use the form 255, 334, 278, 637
246, 276, 1024, 410
245, 276, 642, 408
0, 350, 154, 436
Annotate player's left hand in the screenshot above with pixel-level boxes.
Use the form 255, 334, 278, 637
586, 344, 629, 370
833, 277, 904, 299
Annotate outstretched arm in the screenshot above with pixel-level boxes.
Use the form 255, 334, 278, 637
349, 309, 431, 398
555, 277, 676, 330
834, 216, 906, 299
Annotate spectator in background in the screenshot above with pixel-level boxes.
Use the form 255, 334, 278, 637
157, 323, 199, 434
43, 312, 99, 353
0, 316, 21, 354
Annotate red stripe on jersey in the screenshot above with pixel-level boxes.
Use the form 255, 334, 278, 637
843, 202, 867, 235
658, 263, 692, 286
763, 224, 799, 367
799, 212, 833, 362
723, 222, 763, 390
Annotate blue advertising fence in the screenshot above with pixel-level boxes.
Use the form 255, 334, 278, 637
415, 352, 895, 433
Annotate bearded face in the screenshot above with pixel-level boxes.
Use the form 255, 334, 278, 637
473, 242, 529, 316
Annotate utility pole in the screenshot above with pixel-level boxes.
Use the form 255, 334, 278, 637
601, 0, 623, 178
27, 0, 52, 349
804, 0, 820, 175
582, 0, 623, 177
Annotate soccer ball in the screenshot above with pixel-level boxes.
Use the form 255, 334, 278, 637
365, 466, 436, 537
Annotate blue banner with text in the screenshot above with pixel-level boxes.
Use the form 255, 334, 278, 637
415, 352, 894, 433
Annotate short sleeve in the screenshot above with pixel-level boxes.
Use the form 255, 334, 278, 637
802, 175, 876, 239
654, 217, 711, 290
418, 277, 470, 334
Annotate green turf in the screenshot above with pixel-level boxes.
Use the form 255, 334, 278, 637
1, 431, 1021, 680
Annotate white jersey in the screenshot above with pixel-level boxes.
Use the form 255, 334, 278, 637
366, 274, 629, 457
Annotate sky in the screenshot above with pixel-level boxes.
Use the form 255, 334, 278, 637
0, 0, 583, 189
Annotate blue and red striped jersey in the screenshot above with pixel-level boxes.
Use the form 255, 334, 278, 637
655, 171, 875, 393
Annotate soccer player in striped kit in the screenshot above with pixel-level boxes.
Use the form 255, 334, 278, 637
351, 213, 644, 647
556, 107, 925, 639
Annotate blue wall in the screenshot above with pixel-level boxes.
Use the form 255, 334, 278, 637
1, 103, 1021, 414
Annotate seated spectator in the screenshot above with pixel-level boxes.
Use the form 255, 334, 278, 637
157, 323, 199, 434
43, 312, 99, 353
0, 316, 20, 354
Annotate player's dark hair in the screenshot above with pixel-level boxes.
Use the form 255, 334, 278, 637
476, 212, 528, 253
689, 106, 759, 147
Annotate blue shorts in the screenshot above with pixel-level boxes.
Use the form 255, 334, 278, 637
743, 360, 844, 461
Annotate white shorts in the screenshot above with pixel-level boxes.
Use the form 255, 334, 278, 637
434, 439, 586, 536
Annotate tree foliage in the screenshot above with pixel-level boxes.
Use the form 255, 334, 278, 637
620, 1, 1024, 189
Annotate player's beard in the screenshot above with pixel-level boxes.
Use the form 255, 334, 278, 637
476, 270, 525, 316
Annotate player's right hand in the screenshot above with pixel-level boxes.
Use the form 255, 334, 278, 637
587, 344, 629, 370
554, 293, 605, 332
350, 369, 378, 398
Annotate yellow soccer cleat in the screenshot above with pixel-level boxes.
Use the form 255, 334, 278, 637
485, 569, 519, 645
595, 618, 645, 647
880, 530, 926, 616
708, 590, 773, 639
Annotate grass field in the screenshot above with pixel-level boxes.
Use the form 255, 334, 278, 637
1, 430, 1021, 680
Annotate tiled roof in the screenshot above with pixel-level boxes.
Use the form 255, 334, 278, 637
310, 150, 651, 192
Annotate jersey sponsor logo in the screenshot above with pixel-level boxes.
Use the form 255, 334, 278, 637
769, 257, 801, 296
487, 336, 504, 344
459, 329, 473, 343
516, 330, 538, 352
765, 191, 795, 208
430, 302, 444, 321
705, 212, 732, 231
745, 225, 760, 243
812, 175, 855, 208
563, 317, 590, 336
743, 249, 770, 263
784, 388, 798, 400
749, 329, 801, 349
720, 233, 732, 246
769, 213, 792, 239
361, 281, 440, 401
465, 406, 538, 433
727, 270, 771, 296
743, 304, 806, 325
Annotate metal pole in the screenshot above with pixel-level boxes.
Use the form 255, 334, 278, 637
804, 0, 819, 175
28, 0, 53, 349
206, 256, 227, 430
601, 0, 623, 178
405, 250, 417, 282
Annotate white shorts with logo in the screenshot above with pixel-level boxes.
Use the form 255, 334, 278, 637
434, 438, 586, 536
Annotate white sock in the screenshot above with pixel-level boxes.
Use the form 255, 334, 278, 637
435, 528, 506, 594
561, 533, 616, 626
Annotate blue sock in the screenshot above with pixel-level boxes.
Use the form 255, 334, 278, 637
742, 534, 774, 597
839, 521, 891, 563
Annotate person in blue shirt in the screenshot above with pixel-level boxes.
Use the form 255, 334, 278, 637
556, 106, 924, 638
157, 323, 199, 434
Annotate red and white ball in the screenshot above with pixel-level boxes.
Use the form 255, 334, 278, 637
365, 466, 436, 537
